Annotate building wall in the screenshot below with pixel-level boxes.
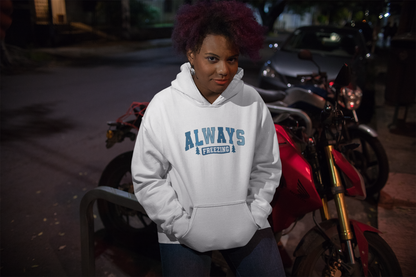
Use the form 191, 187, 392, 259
274, 11, 314, 32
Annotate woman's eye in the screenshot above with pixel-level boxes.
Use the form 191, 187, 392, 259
207, 57, 217, 62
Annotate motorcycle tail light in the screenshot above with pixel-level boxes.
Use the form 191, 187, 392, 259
341, 86, 362, 110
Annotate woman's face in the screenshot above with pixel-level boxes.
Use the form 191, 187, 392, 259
187, 34, 239, 103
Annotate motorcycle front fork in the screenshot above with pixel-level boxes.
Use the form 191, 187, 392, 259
320, 145, 356, 264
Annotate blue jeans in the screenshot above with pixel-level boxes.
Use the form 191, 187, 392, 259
159, 228, 286, 277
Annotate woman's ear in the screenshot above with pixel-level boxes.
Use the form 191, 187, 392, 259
187, 50, 194, 64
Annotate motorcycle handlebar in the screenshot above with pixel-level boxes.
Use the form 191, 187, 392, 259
266, 104, 313, 137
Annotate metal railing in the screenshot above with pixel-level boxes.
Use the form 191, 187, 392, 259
80, 186, 145, 276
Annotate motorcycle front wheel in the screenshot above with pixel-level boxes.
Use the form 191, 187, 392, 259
345, 128, 389, 196
97, 151, 157, 247
292, 232, 402, 276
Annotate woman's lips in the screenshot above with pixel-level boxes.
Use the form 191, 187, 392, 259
214, 79, 228, 85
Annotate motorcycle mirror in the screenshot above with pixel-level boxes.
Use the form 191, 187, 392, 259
298, 49, 322, 74
333, 64, 351, 88
298, 49, 312, 60
298, 49, 312, 61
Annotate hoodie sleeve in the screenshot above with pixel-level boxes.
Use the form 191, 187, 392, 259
131, 104, 189, 239
248, 100, 282, 228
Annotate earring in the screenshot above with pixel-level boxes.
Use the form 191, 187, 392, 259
190, 65, 195, 76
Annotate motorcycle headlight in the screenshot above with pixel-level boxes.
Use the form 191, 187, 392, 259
341, 86, 363, 110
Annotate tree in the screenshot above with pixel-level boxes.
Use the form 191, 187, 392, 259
246, 0, 288, 32
245, 0, 314, 32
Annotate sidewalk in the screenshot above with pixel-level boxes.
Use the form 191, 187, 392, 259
372, 53, 416, 276
0, 38, 173, 74
378, 173, 416, 276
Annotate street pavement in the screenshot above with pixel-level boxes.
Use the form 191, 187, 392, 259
1, 36, 415, 276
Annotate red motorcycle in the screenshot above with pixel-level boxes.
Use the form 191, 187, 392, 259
98, 65, 402, 276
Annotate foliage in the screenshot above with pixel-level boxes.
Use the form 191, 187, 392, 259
129, 0, 160, 27
95, 0, 160, 27
95, 1, 122, 26
285, 1, 312, 16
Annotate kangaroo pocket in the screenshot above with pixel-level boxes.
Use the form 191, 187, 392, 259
178, 200, 258, 252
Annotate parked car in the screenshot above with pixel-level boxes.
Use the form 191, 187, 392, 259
344, 20, 374, 45
259, 26, 370, 91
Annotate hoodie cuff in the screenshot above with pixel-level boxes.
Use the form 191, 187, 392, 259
171, 212, 190, 239
250, 202, 271, 228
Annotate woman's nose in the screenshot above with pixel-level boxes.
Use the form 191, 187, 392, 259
217, 62, 229, 76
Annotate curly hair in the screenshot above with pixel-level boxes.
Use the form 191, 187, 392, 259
171, 0, 265, 60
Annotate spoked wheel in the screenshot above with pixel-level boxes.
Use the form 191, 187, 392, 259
344, 128, 389, 196
292, 232, 402, 277
97, 151, 157, 247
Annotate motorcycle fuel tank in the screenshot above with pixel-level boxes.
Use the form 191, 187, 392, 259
269, 125, 322, 233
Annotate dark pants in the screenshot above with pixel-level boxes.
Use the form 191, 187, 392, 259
159, 228, 286, 277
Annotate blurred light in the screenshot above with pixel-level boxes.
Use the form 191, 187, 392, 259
384, 12, 390, 17
106, 130, 114, 139
379, 14, 383, 19
262, 65, 276, 78
330, 33, 341, 42
342, 86, 362, 110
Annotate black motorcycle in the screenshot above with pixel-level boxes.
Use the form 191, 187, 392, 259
256, 49, 389, 196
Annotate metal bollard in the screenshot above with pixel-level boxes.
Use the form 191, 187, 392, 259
79, 186, 145, 276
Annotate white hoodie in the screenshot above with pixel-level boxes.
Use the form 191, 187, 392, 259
132, 62, 281, 252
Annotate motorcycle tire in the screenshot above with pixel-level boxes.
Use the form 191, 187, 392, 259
97, 151, 157, 248
345, 128, 389, 196
292, 231, 402, 276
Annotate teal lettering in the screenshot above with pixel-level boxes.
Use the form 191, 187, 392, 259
194, 129, 203, 146
185, 131, 194, 151
217, 127, 226, 143
237, 130, 245, 146
226, 127, 235, 144
202, 127, 215, 144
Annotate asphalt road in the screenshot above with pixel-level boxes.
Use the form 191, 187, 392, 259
0, 46, 185, 276
1, 41, 414, 276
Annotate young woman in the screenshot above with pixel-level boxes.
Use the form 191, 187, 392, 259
131, 1, 285, 276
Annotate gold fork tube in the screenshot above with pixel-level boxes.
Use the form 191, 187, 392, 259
320, 196, 330, 221
324, 145, 354, 241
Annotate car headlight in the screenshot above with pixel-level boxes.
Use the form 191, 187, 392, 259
341, 86, 363, 110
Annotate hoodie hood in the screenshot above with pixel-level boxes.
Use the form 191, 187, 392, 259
171, 62, 244, 106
